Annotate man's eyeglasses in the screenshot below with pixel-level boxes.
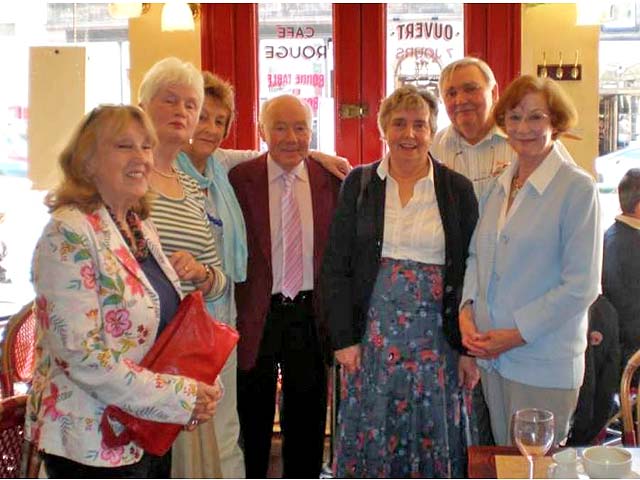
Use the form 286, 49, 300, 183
504, 111, 550, 130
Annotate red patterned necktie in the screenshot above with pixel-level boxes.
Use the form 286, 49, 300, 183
281, 172, 303, 299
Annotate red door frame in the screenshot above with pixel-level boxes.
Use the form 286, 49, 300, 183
200, 4, 259, 150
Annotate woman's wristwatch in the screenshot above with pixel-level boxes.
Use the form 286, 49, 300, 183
193, 264, 214, 289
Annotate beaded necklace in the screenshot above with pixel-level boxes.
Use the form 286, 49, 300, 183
106, 207, 150, 262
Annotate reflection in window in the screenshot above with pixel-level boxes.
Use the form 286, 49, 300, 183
0, 3, 130, 317
386, 4, 464, 130
258, 3, 334, 153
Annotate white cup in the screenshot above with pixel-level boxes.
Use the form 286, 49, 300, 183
548, 448, 579, 479
582, 446, 632, 479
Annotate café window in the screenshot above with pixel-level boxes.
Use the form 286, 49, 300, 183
258, 3, 335, 153
386, 3, 464, 129
0, 3, 130, 317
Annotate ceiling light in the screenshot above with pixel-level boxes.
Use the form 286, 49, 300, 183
161, 2, 196, 32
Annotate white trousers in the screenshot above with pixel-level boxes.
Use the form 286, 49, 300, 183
171, 416, 222, 478
213, 348, 246, 478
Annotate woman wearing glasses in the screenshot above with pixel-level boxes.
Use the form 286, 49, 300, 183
459, 75, 601, 446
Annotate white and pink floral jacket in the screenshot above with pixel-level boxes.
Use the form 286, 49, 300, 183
26, 206, 198, 467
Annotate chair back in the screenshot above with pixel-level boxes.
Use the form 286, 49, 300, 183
620, 348, 640, 446
0, 302, 36, 397
0, 394, 37, 478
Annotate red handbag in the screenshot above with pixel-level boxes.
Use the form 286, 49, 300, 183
100, 291, 239, 456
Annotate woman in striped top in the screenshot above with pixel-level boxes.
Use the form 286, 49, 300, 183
139, 57, 227, 478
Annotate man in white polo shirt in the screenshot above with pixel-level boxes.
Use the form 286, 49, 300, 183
431, 56, 514, 200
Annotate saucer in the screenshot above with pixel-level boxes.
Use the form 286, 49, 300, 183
574, 462, 640, 479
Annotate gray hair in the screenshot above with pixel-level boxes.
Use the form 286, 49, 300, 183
138, 57, 204, 111
439, 56, 497, 93
259, 95, 312, 129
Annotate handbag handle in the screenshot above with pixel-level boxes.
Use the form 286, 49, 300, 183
100, 406, 133, 448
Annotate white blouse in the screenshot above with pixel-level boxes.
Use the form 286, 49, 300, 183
378, 155, 445, 265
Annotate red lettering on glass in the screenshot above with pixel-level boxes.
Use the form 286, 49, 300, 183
302, 97, 319, 115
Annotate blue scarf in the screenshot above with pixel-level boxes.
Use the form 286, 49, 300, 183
176, 151, 248, 282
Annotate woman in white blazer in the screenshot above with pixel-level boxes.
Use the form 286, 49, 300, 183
459, 76, 601, 446
27, 105, 222, 478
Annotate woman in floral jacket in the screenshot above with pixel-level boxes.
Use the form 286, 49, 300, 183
27, 105, 222, 478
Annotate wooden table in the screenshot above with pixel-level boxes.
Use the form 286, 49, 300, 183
468, 445, 640, 478
468, 446, 522, 478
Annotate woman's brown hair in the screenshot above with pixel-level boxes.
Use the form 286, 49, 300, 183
202, 71, 236, 138
46, 104, 157, 218
493, 75, 577, 139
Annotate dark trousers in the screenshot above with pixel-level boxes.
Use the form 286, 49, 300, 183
43, 450, 171, 478
238, 291, 327, 478
473, 380, 496, 445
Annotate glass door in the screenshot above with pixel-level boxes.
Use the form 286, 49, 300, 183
387, 4, 464, 130
258, 3, 335, 153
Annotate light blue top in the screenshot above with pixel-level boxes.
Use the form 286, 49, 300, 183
461, 143, 602, 389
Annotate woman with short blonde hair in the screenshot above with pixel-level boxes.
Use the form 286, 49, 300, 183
139, 57, 228, 479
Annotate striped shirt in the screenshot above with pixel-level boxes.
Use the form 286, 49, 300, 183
150, 171, 227, 300
430, 125, 515, 200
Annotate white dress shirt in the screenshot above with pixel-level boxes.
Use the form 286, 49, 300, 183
267, 156, 314, 294
376, 155, 445, 265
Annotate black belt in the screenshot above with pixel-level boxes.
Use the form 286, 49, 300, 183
271, 290, 313, 307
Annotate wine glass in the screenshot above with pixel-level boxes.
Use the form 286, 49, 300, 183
512, 408, 554, 479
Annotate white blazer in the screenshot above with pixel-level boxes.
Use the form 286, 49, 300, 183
26, 206, 197, 467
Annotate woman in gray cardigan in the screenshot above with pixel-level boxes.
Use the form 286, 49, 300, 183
321, 85, 478, 478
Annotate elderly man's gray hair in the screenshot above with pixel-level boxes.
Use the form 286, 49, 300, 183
439, 56, 497, 94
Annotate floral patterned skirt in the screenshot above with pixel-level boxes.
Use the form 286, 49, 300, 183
334, 258, 469, 478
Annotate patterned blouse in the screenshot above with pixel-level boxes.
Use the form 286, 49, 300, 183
27, 206, 196, 467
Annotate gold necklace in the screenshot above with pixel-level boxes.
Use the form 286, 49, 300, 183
510, 175, 524, 200
152, 166, 179, 179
